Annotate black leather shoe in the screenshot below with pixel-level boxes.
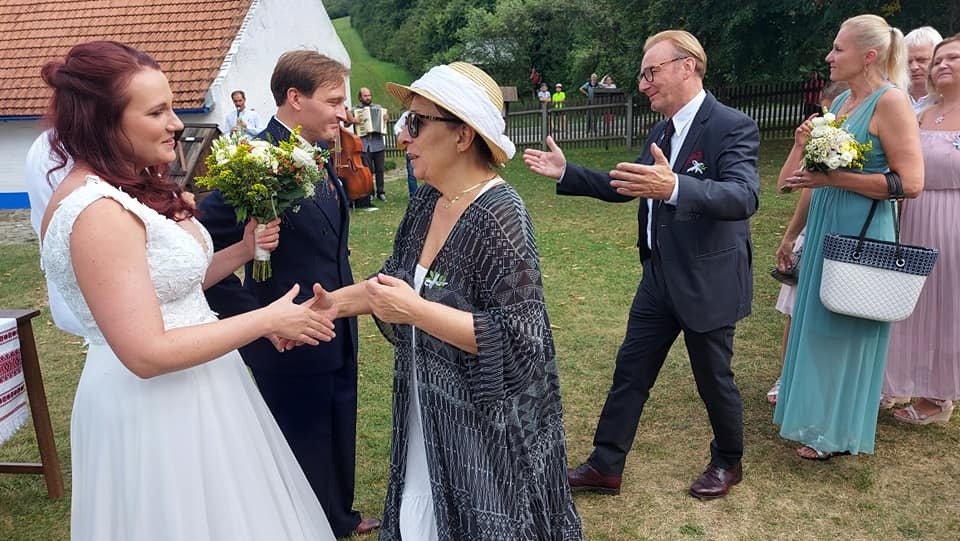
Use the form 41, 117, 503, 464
689, 462, 742, 500
567, 462, 621, 495
354, 516, 381, 535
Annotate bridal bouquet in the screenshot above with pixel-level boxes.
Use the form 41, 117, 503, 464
800, 112, 872, 173
195, 128, 328, 281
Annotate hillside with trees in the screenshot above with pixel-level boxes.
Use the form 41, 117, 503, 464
330, 0, 958, 96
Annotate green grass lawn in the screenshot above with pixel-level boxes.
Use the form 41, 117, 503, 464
2, 140, 959, 540
2, 17, 958, 541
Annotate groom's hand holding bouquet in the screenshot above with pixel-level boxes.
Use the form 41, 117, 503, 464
196, 128, 329, 281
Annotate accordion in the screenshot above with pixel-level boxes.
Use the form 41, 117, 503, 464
352, 106, 388, 137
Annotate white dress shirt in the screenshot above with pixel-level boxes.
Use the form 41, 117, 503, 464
910, 94, 932, 114
223, 107, 262, 137
556, 90, 706, 250
644, 89, 707, 250
25, 131, 85, 337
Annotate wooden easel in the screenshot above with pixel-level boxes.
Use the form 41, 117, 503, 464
0, 309, 64, 499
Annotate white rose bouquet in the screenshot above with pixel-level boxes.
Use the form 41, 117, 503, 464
195, 128, 329, 281
800, 112, 872, 173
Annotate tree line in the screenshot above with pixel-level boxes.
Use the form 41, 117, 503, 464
325, 0, 958, 99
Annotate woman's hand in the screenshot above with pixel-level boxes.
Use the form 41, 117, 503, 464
242, 218, 281, 258
794, 114, 818, 149
365, 273, 422, 325
776, 236, 798, 272
265, 285, 336, 345
782, 168, 831, 191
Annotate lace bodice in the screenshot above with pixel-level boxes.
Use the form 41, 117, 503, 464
40, 176, 217, 345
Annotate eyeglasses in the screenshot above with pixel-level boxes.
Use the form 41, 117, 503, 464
636, 57, 689, 83
405, 111, 460, 138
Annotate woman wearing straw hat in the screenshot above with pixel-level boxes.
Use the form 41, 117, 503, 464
314, 62, 583, 540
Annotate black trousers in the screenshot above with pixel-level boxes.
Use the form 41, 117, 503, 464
362, 149, 386, 196
589, 256, 743, 474
251, 364, 361, 536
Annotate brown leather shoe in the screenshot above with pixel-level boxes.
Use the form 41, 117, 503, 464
567, 462, 621, 495
354, 517, 382, 535
689, 462, 742, 500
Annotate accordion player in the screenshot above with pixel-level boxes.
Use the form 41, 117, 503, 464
352, 106, 388, 137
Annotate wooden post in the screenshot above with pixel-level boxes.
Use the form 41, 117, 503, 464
540, 105, 549, 150
625, 95, 634, 150
0, 309, 64, 499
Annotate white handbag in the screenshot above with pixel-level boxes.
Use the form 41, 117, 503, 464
820, 199, 939, 322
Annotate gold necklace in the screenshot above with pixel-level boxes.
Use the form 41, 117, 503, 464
441, 179, 491, 209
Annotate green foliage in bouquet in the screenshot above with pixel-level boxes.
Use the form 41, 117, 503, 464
195, 128, 329, 281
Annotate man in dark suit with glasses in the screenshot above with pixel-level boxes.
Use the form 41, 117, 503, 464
523, 29, 759, 501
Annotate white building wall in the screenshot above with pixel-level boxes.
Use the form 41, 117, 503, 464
188, 0, 351, 134
0, 121, 44, 206
0, 0, 350, 208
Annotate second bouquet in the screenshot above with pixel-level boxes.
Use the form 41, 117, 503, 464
196, 128, 329, 281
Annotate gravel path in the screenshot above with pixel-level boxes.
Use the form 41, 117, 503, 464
0, 210, 36, 244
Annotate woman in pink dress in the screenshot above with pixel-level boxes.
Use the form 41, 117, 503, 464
883, 34, 960, 424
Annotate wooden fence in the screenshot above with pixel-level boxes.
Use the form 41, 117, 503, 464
379, 80, 810, 154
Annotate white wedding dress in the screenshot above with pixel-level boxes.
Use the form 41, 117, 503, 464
41, 177, 336, 541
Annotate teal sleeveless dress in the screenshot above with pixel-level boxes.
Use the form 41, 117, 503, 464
773, 85, 896, 454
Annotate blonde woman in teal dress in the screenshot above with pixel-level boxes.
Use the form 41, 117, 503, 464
773, 14, 924, 460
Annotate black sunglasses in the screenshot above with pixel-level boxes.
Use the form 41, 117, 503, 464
406, 111, 460, 138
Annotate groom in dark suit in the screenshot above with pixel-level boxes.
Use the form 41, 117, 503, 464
523, 30, 759, 500
199, 51, 380, 535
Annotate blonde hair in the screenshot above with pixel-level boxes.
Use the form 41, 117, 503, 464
927, 33, 960, 101
840, 14, 908, 90
644, 30, 707, 78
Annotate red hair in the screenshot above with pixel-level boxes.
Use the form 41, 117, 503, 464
41, 41, 192, 220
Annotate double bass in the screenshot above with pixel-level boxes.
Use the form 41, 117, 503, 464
333, 126, 374, 201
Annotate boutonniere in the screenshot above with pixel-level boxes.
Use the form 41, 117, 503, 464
423, 270, 448, 290
686, 160, 707, 175
683, 150, 706, 174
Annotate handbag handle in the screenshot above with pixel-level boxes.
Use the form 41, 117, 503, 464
854, 185, 904, 268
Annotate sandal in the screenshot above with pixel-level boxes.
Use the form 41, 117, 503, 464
893, 399, 954, 425
879, 394, 910, 410
766, 378, 781, 405
796, 445, 850, 461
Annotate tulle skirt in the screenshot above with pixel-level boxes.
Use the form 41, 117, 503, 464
70, 343, 335, 540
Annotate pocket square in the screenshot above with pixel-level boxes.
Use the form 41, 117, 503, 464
682, 151, 706, 175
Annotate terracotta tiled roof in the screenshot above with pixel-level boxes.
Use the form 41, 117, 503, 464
0, 0, 253, 117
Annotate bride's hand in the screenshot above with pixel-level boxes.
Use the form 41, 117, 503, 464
266, 284, 338, 351
265, 285, 336, 345
242, 218, 281, 258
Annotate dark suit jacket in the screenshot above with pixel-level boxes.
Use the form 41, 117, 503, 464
559, 92, 760, 333
199, 117, 358, 374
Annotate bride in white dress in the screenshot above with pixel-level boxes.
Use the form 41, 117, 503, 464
37, 41, 337, 540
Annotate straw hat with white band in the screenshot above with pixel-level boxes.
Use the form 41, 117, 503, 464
386, 62, 516, 166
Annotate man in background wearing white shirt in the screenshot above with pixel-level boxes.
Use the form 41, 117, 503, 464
24, 130, 84, 337
223, 90, 262, 137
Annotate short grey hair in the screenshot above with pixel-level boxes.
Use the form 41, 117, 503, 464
904, 26, 943, 49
